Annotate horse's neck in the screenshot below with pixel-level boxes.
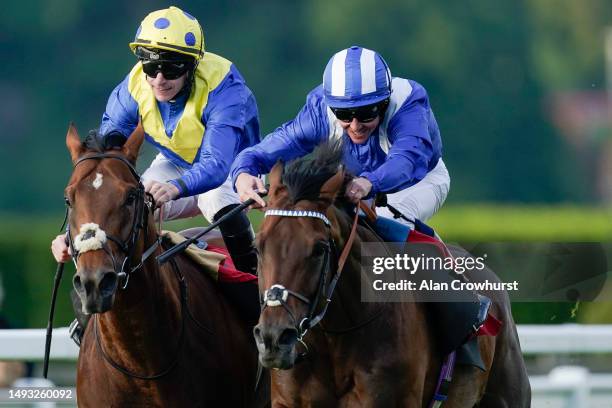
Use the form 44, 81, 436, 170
326, 209, 424, 328
325, 209, 381, 324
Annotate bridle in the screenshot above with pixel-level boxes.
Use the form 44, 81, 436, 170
260, 208, 359, 342
64, 153, 160, 290
64, 152, 195, 380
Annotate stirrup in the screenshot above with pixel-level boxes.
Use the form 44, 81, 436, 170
473, 295, 491, 333
69, 319, 84, 347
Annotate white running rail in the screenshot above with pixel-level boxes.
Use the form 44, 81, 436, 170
2, 324, 612, 407
4, 324, 611, 360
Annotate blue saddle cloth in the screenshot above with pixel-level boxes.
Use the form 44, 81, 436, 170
372, 216, 411, 241
368, 215, 436, 242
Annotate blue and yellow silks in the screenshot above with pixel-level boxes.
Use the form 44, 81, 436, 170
127, 52, 231, 164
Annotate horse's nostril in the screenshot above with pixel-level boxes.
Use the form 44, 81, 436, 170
253, 326, 262, 342
73, 275, 83, 293
278, 328, 298, 347
99, 272, 118, 297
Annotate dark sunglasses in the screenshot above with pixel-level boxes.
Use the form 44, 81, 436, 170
141, 60, 191, 80
330, 102, 385, 123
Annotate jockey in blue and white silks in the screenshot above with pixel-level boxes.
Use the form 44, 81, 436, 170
232, 46, 449, 225
232, 46, 491, 347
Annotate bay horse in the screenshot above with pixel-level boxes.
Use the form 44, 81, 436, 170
253, 144, 530, 407
64, 124, 268, 407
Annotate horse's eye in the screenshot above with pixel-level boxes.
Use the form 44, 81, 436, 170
125, 190, 137, 206
311, 241, 328, 258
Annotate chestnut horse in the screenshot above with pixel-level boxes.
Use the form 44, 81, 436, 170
64, 124, 268, 407
253, 145, 530, 407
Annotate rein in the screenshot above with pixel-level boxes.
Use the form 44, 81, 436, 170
94, 257, 189, 380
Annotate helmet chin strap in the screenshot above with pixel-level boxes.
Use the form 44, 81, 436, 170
174, 64, 196, 100
173, 24, 202, 98
185, 18, 203, 92
185, 22, 204, 91
172, 77, 193, 101
185, 65, 197, 92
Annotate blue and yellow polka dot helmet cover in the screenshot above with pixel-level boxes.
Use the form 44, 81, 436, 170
129, 6, 205, 60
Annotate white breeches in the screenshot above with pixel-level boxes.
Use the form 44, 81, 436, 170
376, 158, 450, 227
141, 153, 240, 223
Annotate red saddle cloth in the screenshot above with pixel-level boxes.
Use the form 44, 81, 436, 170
477, 314, 502, 336
406, 229, 502, 338
407, 228, 451, 256
206, 244, 258, 284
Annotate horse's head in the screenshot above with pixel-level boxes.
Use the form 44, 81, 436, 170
64, 124, 149, 314
254, 144, 346, 369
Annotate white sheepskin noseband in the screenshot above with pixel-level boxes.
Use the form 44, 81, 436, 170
73, 223, 107, 253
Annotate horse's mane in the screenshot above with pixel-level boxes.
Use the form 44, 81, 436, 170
82, 129, 126, 153
282, 140, 347, 204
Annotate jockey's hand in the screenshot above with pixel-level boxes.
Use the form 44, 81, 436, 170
346, 177, 372, 204
144, 180, 180, 207
51, 233, 71, 263
235, 173, 267, 208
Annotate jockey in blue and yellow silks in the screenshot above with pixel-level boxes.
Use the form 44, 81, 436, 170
51, 7, 261, 345
124, 52, 234, 166
104, 50, 259, 186
97, 6, 260, 278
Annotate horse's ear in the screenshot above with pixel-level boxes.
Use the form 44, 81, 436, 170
268, 160, 284, 188
268, 160, 290, 205
122, 122, 145, 163
66, 122, 84, 163
318, 167, 345, 205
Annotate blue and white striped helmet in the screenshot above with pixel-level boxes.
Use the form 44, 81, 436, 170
323, 46, 392, 109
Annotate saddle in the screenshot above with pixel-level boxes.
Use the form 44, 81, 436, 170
167, 229, 259, 326
165, 229, 257, 284
357, 202, 500, 370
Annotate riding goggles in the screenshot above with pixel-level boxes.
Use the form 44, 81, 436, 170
141, 60, 192, 80
330, 101, 386, 123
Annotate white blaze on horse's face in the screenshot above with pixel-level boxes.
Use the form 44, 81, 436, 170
92, 173, 103, 190
74, 223, 107, 253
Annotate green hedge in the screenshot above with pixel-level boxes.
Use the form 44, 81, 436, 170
0, 205, 610, 328
428, 205, 612, 241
